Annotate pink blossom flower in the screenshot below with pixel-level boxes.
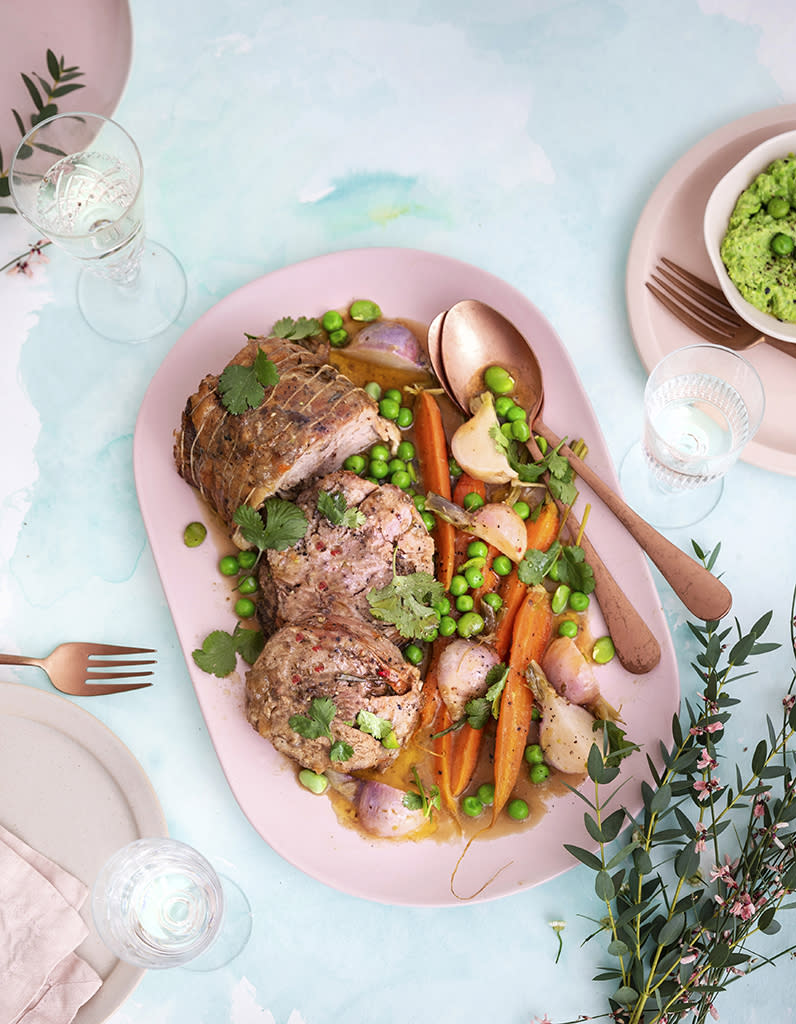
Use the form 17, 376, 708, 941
709, 1004, 719, 1020
753, 800, 767, 818
729, 893, 755, 920
695, 822, 708, 853
694, 777, 721, 801
784, 695, 796, 711
705, 721, 724, 733
697, 749, 718, 771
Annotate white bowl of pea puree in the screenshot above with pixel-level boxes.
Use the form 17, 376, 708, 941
704, 128, 796, 344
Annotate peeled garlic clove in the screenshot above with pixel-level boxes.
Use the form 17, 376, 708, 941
450, 392, 519, 485
423, 494, 527, 563
527, 660, 599, 774
437, 638, 500, 721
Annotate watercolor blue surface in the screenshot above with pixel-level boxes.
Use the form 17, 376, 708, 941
2, 1, 796, 1022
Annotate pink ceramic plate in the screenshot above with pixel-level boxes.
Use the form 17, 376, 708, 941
626, 104, 796, 477
134, 247, 678, 906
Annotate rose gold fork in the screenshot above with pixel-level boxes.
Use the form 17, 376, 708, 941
646, 257, 796, 358
0, 643, 156, 695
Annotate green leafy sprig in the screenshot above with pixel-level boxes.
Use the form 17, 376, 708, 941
555, 543, 796, 1024
288, 696, 354, 763
1, 49, 85, 214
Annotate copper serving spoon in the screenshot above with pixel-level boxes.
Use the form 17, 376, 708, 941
438, 299, 732, 623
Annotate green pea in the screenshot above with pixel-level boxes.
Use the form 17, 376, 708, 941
500, 422, 514, 439
492, 555, 513, 576
434, 596, 451, 615
407, 462, 418, 484
530, 763, 550, 784
183, 521, 207, 547
558, 619, 578, 638
397, 440, 416, 461
507, 798, 529, 821
397, 406, 414, 429
534, 435, 548, 454
425, 627, 439, 642
592, 636, 616, 664
383, 388, 402, 403
370, 444, 390, 461
467, 540, 489, 560
531, 705, 541, 721
388, 458, 406, 474
349, 299, 382, 322
404, 643, 424, 665
219, 555, 240, 576
456, 594, 475, 613
235, 597, 256, 618
511, 420, 531, 442
461, 795, 484, 818
505, 404, 527, 422
551, 585, 571, 615
569, 591, 590, 613
421, 511, 436, 532
328, 328, 349, 348
449, 574, 469, 597
364, 381, 382, 401
413, 494, 427, 511
448, 457, 463, 478
463, 492, 485, 511
767, 195, 790, 219
513, 500, 530, 520
382, 729, 400, 750
464, 566, 485, 589
379, 397, 401, 420
439, 615, 457, 637
524, 743, 545, 765
370, 459, 390, 479
457, 611, 484, 638
476, 783, 495, 805
238, 575, 258, 595
343, 453, 367, 474
238, 550, 258, 570
548, 560, 560, 582
321, 310, 344, 332
494, 395, 515, 418
391, 470, 412, 490
770, 231, 794, 256
298, 769, 329, 794
482, 591, 503, 611
484, 365, 516, 395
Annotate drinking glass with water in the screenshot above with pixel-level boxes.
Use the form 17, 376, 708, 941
620, 344, 765, 530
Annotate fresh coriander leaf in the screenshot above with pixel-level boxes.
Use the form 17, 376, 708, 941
547, 473, 577, 506
403, 790, 424, 811
233, 498, 308, 552
217, 346, 279, 413
463, 697, 492, 730
518, 540, 561, 585
484, 663, 510, 717
367, 569, 446, 640
557, 545, 595, 595
402, 766, 439, 821
271, 315, 322, 340
192, 630, 238, 678
233, 622, 265, 665
288, 696, 336, 740
489, 424, 512, 456
317, 490, 366, 529
355, 710, 394, 741
330, 739, 354, 762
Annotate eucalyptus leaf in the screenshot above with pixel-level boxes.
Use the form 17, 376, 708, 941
649, 783, 672, 814
595, 869, 616, 901
709, 942, 730, 967
657, 913, 685, 946
563, 843, 602, 871
606, 939, 629, 957
612, 986, 639, 1006
20, 73, 43, 111
752, 738, 768, 775
46, 48, 60, 79
51, 82, 86, 98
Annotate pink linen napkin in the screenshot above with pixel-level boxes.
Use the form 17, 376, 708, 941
0, 824, 102, 1024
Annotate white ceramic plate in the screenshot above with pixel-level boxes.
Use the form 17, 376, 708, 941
704, 129, 796, 343
134, 246, 678, 906
626, 104, 796, 477
0, 682, 167, 1024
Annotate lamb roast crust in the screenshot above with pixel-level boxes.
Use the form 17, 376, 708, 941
256, 470, 435, 638
245, 614, 422, 774
174, 335, 400, 545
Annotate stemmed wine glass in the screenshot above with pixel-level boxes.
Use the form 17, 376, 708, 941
9, 111, 186, 343
91, 837, 252, 971
619, 343, 765, 530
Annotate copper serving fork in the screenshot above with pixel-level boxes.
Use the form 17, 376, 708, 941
646, 257, 796, 358
0, 642, 156, 695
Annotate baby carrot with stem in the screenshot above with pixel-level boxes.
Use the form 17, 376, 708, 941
491, 584, 553, 825
415, 390, 456, 588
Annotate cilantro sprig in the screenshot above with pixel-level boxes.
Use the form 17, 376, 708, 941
233, 498, 308, 552
366, 564, 446, 641
288, 697, 353, 763
317, 490, 366, 530
403, 766, 441, 821
192, 622, 265, 678
218, 347, 279, 414
518, 539, 595, 594
431, 663, 510, 738
271, 315, 322, 341
505, 437, 578, 506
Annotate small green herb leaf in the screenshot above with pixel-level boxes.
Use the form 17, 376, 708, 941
218, 346, 279, 413
367, 566, 445, 641
317, 490, 366, 529
271, 315, 321, 341
233, 498, 308, 552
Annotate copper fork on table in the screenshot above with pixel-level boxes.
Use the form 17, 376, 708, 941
646, 257, 796, 358
0, 642, 156, 695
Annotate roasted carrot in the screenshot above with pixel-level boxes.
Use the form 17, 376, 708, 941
418, 640, 444, 730
492, 585, 554, 824
449, 723, 484, 797
433, 702, 457, 816
452, 472, 485, 506
415, 390, 456, 588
